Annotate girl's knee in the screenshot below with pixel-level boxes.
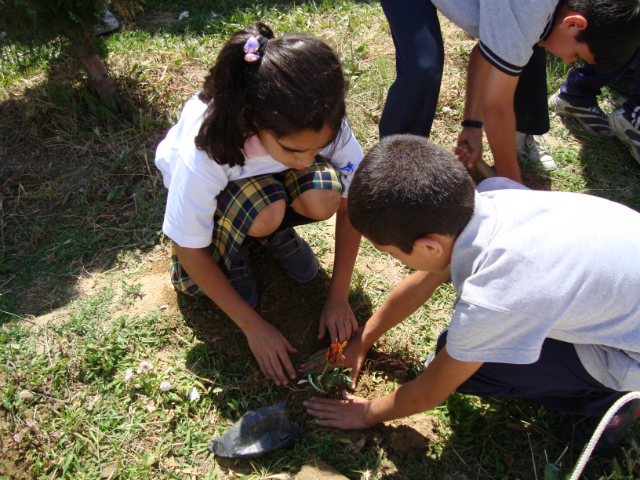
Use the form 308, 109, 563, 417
291, 189, 341, 220
247, 199, 286, 237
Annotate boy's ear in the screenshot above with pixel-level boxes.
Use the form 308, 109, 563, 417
559, 13, 588, 32
414, 235, 445, 257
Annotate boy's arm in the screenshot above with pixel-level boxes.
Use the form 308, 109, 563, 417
320, 198, 362, 342
302, 267, 451, 385
304, 346, 483, 430
456, 45, 522, 183
173, 243, 297, 386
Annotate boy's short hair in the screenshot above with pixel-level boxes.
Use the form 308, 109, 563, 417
567, 0, 640, 72
347, 135, 475, 254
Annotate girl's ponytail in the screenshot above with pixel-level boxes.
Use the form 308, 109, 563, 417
196, 23, 275, 168
196, 23, 347, 168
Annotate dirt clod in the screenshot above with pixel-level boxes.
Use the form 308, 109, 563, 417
100, 461, 118, 478
18, 390, 35, 403
296, 459, 349, 480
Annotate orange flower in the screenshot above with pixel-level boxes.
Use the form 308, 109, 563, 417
326, 338, 348, 366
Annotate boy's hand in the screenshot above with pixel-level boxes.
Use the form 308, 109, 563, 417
341, 328, 368, 388
245, 322, 297, 386
319, 297, 358, 343
455, 127, 483, 170
304, 390, 375, 430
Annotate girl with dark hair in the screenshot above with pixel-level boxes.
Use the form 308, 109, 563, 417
155, 23, 363, 386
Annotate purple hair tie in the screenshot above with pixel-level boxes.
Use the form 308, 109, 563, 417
243, 36, 261, 62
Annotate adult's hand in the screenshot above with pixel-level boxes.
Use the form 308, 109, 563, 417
245, 322, 297, 386
318, 297, 358, 343
304, 390, 376, 430
455, 127, 483, 170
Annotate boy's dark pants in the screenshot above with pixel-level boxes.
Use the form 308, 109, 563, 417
379, 0, 549, 139
560, 49, 640, 117
436, 331, 627, 417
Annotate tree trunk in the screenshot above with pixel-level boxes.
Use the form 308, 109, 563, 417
72, 32, 123, 112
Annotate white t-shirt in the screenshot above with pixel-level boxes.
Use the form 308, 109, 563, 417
155, 93, 363, 249
432, 0, 561, 75
447, 189, 640, 391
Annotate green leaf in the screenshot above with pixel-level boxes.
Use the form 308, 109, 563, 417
106, 186, 123, 201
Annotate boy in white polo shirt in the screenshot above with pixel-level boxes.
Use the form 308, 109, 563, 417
304, 134, 640, 453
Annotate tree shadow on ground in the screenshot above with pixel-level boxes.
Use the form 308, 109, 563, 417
0, 86, 166, 324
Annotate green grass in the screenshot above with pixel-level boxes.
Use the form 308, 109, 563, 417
2, 0, 640, 479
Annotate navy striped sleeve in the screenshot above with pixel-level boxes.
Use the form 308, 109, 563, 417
478, 41, 524, 76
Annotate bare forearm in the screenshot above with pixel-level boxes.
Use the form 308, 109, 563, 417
364, 347, 483, 425
464, 44, 491, 122
172, 243, 265, 333
483, 70, 521, 182
327, 200, 361, 300
174, 243, 299, 384
484, 103, 521, 182
363, 376, 443, 425
359, 268, 451, 350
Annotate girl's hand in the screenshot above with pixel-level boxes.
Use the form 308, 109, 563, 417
303, 390, 375, 430
245, 322, 297, 386
319, 297, 358, 343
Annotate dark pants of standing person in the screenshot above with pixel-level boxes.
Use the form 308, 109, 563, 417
560, 49, 640, 117
379, 0, 550, 139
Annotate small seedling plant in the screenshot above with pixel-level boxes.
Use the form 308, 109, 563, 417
299, 339, 352, 394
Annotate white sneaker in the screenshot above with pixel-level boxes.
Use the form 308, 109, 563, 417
94, 10, 119, 35
515, 132, 557, 171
